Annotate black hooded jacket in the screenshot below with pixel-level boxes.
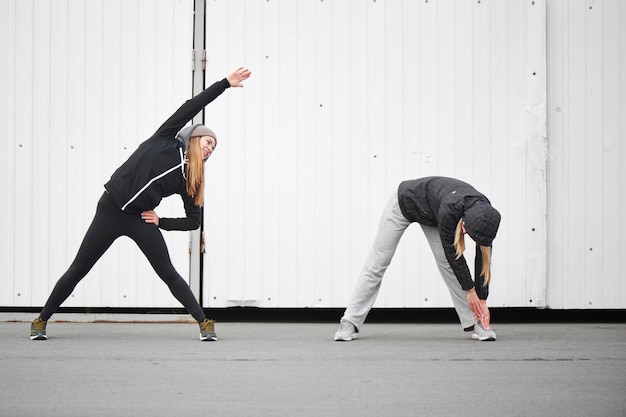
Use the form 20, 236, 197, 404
397, 177, 501, 299
104, 78, 230, 231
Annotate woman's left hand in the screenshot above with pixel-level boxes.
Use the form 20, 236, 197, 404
227, 67, 252, 87
141, 210, 160, 226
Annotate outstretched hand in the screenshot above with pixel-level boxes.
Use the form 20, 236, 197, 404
479, 299, 491, 329
467, 288, 491, 329
227, 67, 252, 87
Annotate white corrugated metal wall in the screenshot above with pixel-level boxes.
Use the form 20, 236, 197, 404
0, 0, 194, 308
1, 0, 624, 311
201, 0, 548, 308
546, 0, 626, 309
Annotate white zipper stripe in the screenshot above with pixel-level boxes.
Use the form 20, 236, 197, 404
121, 163, 184, 211
180, 148, 186, 179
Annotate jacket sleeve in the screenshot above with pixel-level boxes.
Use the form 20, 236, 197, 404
158, 194, 202, 231
474, 243, 490, 299
152, 78, 231, 140
439, 225, 476, 293
440, 227, 490, 300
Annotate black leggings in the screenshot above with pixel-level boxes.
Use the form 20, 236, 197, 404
40, 192, 206, 322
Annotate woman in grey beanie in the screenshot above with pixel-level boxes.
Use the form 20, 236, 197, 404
30, 67, 251, 342
335, 176, 501, 342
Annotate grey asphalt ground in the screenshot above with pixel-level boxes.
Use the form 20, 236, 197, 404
0, 315, 625, 417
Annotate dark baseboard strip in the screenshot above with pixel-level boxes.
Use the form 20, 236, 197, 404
2, 306, 625, 323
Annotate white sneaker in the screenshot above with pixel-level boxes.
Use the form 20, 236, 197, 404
472, 321, 496, 341
334, 319, 357, 341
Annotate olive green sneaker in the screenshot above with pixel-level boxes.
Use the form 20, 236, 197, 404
199, 319, 217, 341
30, 318, 47, 340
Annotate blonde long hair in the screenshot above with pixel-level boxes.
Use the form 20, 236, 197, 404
454, 218, 492, 285
185, 136, 205, 206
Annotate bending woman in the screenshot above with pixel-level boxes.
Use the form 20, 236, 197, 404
30, 67, 251, 342
334, 176, 501, 342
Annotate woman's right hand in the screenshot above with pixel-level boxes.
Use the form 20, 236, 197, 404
227, 67, 252, 87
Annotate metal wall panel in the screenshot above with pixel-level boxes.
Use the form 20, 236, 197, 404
3, 0, 624, 311
547, 0, 626, 308
202, 0, 548, 308
0, 0, 194, 308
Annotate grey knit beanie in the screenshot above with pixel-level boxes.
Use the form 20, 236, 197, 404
463, 201, 501, 246
191, 125, 217, 142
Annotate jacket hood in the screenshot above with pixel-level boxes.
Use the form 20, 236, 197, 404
463, 201, 501, 246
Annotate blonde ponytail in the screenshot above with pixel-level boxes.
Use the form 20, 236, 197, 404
479, 245, 492, 286
454, 218, 465, 259
186, 136, 205, 206
455, 218, 493, 286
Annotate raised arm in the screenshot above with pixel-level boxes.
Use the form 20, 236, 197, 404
153, 67, 252, 139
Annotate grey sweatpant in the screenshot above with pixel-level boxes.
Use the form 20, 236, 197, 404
341, 193, 476, 330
